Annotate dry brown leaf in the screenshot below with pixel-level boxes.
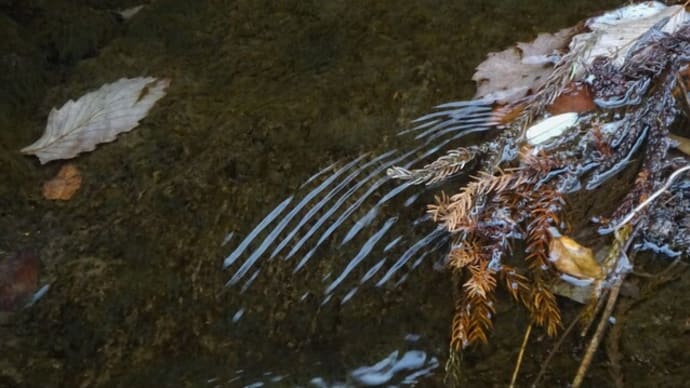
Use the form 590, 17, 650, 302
547, 81, 595, 114
548, 234, 603, 280
43, 164, 82, 200
472, 27, 576, 103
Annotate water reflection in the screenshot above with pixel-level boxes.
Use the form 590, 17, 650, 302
210, 336, 438, 387
222, 101, 501, 306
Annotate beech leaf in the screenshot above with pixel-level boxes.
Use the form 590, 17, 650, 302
21, 77, 170, 164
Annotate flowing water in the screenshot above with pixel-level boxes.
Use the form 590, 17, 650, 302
1, 0, 688, 387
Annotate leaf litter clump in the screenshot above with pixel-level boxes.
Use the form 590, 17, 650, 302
225, 1, 690, 385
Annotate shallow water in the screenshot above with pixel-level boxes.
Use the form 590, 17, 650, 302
1, 0, 689, 387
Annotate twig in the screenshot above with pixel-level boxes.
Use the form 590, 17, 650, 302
606, 295, 629, 388
572, 275, 624, 387
510, 322, 532, 388
572, 225, 636, 387
579, 288, 609, 337
532, 312, 583, 387
606, 254, 687, 388
609, 165, 690, 231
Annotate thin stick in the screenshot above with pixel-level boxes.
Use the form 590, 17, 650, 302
609, 165, 690, 231
510, 322, 533, 388
532, 312, 583, 387
580, 288, 609, 337
572, 226, 637, 387
606, 295, 629, 388
572, 275, 624, 388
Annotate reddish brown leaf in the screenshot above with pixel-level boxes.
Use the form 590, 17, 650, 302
42, 164, 82, 200
0, 249, 40, 311
547, 81, 596, 114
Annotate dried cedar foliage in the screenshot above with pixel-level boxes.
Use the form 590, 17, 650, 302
390, 4, 690, 356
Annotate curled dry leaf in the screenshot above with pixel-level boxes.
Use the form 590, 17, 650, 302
472, 2, 690, 104
21, 77, 170, 164
548, 233, 603, 280
525, 112, 579, 146
42, 164, 82, 200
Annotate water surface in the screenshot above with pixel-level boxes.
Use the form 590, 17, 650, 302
2, 1, 688, 387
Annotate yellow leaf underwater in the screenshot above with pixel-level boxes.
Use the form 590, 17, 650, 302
548, 231, 603, 280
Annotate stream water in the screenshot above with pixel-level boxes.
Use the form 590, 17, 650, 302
1, 0, 688, 387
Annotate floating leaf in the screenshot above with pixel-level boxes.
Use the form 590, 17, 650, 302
21, 77, 170, 164
472, 27, 576, 103
42, 164, 82, 200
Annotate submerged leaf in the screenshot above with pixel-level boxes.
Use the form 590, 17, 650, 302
670, 134, 690, 156
548, 229, 603, 280
0, 249, 40, 311
547, 81, 595, 114
42, 164, 82, 200
21, 77, 170, 164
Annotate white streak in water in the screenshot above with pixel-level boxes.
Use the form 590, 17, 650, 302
376, 228, 445, 286
226, 155, 372, 285
272, 152, 393, 259
223, 196, 293, 269
324, 216, 398, 295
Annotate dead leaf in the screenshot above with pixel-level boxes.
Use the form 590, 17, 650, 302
472, 27, 576, 103
21, 77, 170, 164
547, 81, 595, 114
570, 2, 689, 72
117, 5, 144, 20
0, 249, 40, 311
42, 164, 82, 200
670, 134, 690, 156
472, 3, 689, 104
548, 229, 603, 280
